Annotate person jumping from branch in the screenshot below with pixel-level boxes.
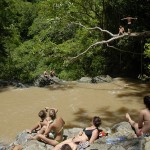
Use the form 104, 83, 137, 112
126, 96, 150, 137
121, 16, 137, 34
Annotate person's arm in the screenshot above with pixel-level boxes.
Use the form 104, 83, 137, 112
78, 130, 84, 136
45, 107, 58, 113
131, 17, 137, 20
62, 118, 65, 125
89, 129, 99, 143
138, 110, 144, 129
44, 123, 53, 136
50, 108, 58, 113
26, 122, 41, 133
121, 17, 127, 20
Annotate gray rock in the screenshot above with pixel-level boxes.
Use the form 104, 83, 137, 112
78, 77, 92, 83
144, 137, 150, 150
95, 75, 113, 83
2, 122, 149, 150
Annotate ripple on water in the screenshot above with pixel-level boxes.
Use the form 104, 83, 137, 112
0, 79, 149, 143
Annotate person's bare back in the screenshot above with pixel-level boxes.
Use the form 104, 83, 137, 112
138, 108, 150, 133
126, 96, 150, 136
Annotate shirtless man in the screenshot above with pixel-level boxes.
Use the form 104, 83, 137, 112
121, 16, 137, 34
126, 96, 150, 136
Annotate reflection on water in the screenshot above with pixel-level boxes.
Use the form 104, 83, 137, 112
0, 78, 150, 143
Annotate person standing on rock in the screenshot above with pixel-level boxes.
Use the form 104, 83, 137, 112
126, 96, 150, 136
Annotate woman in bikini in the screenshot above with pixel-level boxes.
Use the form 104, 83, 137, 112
26, 107, 58, 134
12, 108, 60, 150
54, 116, 101, 150
126, 96, 150, 137
28, 109, 65, 146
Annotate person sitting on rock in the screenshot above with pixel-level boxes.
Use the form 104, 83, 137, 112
26, 107, 58, 134
126, 96, 150, 137
54, 116, 101, 150
43, 70, 49, 78
50, 69, 55, 78
28, 109, 65, 147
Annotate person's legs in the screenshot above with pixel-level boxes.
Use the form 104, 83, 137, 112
126, 113, 139, 134
39, 134, 59, 146
11, 145, 22, 150
37, 125, 46, 134
127, 24, 132, 34
128, 29, 132, 34
29, 134, 58, 146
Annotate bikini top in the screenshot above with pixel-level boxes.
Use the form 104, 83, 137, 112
83, 128, 99, 140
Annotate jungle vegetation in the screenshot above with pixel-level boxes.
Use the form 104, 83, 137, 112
0, 0, 150, 82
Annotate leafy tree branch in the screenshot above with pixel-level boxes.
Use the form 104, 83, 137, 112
69, 23, 150, 62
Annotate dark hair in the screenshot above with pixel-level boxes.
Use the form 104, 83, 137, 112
61, 144, 72, 150
144, 96, 150, 110
49, 109, 56, 120
38, 110, 47, 120
93, 116, 101, 128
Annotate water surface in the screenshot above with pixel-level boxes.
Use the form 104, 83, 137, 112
0, 78, 149, 143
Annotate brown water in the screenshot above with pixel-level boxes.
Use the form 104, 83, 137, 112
0, 78, 150, 143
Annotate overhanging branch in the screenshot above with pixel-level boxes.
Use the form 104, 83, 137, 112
69, 23, 150, 62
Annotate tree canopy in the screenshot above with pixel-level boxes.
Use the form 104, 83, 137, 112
0, 0, 150, 82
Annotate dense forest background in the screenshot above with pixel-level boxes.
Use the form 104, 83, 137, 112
0, 0, 150, 83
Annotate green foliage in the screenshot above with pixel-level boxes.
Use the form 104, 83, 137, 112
144, 39, 150, 58
0, 0, 38, 81
59, 68, 84, 80
144, 39, 150, 74
0, 0, 150, 82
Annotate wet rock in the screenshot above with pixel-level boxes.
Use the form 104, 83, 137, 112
78, 75, 113, 83
145, 137, 150, 150
78, 77, 92, 83
2, 122, 149, 150
94, 75, 113, 83
0, 80, 9, 87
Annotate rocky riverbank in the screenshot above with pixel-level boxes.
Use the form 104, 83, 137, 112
1, 122, 150, 150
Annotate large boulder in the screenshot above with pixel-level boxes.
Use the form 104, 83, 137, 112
78, 77, 92, 83
78, 75, 113, 83
93, 75, 113, 83
2, 122, 150, 150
